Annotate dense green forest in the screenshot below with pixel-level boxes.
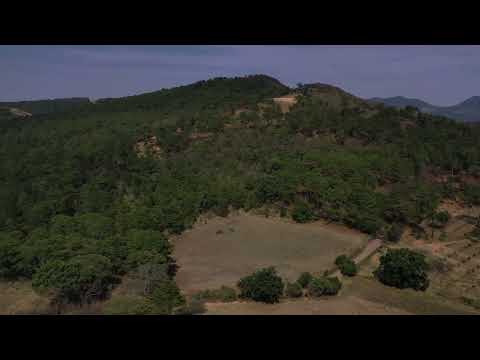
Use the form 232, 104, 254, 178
1, 74, 480, 308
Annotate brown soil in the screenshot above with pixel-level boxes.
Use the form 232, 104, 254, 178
134, 136, 163, 159
272, 95, 297, 113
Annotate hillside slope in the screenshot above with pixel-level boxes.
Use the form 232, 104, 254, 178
1, 74, 480, 312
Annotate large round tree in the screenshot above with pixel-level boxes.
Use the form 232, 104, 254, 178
374, 248, 429, 291
237, 267, 284, 303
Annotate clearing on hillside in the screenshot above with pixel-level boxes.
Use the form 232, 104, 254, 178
173, 211, 368, 294
272, 95, 298, 113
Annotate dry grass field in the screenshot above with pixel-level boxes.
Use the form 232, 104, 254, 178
173, 211, 368, 294
0, 281, 51, 315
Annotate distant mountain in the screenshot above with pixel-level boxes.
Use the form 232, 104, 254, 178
369, 96, 480, 122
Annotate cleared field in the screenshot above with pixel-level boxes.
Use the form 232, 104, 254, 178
272, 95, 297, 113
173, 211, 368, 294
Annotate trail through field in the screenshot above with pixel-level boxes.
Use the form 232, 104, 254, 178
330, 238, 383, 278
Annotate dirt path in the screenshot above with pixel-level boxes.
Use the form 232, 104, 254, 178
330, 238, 383, 277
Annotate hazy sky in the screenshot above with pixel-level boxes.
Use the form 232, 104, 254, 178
1, 45, 480, 106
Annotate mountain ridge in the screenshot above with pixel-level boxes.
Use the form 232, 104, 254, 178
369, 95, 480, 122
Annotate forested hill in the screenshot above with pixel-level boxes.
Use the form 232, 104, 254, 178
1, 74, 479, 309
94, 75, 290, 112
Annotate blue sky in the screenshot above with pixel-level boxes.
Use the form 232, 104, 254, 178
1, 45, 480, 106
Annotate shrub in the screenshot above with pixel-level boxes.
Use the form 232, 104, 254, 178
292, 202, 316, 223
431, 211, 450, 228
374, 248, 429, 291
297, 272, 313, 288
308, 276, 342, 297
192, 286, 237, 303
149, 279, 186, 314
0, 235, 23, 279
386, 223, 405, 242
237, 267, 284, 303
285, 282, 303, 298
461, 296, 480, 310
103, 295, 157, 315
335, 255, 358, 277
175, 298, 207, 315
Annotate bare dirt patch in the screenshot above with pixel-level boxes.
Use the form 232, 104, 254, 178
272, 95, 298, 114
134, 135, 163, 159
10, 108, 32, 117
173, 211, 368, 295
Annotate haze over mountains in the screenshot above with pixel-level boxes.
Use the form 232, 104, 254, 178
369, 96, 480, 122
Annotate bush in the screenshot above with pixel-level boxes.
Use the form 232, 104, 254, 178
237, 267, 284, 303
292, 202, 317, 223
103, 295, 157, 315
374, 248, 429, 291
0, 235, 23, 279
175, 298, 207, 315
32, 254, 116, 304
149, 279, 186, 314
297, 272, 313, 288
335, 255, 358, 277
192, 286, 237, 303
431, 211, 450, 228
285, 282, 303, 298
308, 276, 342, 297
386, 223, 405, 243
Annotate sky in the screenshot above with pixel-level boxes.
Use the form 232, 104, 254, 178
1, 45, 480, 106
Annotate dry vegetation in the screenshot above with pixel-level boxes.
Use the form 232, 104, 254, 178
0, 281, 51, 315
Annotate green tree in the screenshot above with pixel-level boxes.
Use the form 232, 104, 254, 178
292, 201, 316, 223
386, 223, 405, 243
374, 248, 429, 291
335, 255, 358, 277
297, 272, 313, 288
237, 267, 284, 304
308, 276, 342, 297
149, 279, 186, 314
32, 254, 116, 304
